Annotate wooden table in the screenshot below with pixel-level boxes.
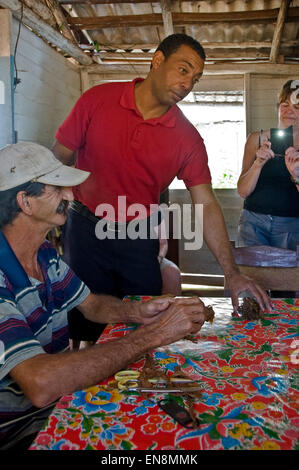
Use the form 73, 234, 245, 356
30, 297, 299, 451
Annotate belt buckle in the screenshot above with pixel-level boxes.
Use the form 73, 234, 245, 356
106, 220, 120, 233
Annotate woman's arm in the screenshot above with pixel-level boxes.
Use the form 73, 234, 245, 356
237, 131, 274, 199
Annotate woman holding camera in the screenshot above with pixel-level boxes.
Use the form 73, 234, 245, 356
237, 80, 299, 250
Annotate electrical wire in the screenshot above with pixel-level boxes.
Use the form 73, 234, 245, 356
14, 1, 24, 91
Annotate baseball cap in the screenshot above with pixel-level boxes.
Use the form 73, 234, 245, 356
0, 141, 90, 191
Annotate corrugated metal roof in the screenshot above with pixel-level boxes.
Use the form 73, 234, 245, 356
60, 0, 299, 66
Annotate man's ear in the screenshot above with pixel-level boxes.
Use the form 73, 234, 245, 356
16, 191, 33, 215
151, 50, 166, 70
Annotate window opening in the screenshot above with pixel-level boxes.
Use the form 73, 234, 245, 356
170, 90, 246, 189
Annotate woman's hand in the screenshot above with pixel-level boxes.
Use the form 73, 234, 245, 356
255, 140, 274, 167
285, 146, 299, 170
285, 147, 299, 188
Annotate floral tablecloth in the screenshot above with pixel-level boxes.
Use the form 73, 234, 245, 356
30, 297, 299, 451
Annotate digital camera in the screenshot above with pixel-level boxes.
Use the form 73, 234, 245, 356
270, 127, 293, 155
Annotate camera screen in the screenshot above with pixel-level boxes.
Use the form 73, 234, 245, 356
270, 126, 293, 155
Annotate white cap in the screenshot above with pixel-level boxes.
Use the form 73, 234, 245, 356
0, 142, 90, 191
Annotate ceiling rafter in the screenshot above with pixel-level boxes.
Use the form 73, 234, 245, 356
78, 41, 299, 51
45, 0, 77, 44
58, 1, 162, 4
67, 8, 299, 30
0, 0, 93, 64
1, 1, 298, 70
270, 0, 291, 63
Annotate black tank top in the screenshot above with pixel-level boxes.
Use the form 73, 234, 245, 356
244, 126, 299, 217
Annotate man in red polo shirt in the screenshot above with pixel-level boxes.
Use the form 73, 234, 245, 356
53, 34, 271, 345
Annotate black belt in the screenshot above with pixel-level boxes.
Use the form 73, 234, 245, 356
70, 200, 162, 233
70, 200, 128, 231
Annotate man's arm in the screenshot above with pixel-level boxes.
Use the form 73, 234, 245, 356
9, 298, 206, 409
52, 139, 76, 166
189, 184, 272, 312
77, 292, 176, 325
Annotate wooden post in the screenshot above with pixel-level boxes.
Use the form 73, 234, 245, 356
244, 73, 251, 136
269, 0, 291, 63
80, 69, 90, 94
160, 0, 174, 38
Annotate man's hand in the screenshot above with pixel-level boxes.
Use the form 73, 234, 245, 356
225, 272, 273, 313
149, 297, 207, 346
133, 296, 205, 325
132, 297, 175, 324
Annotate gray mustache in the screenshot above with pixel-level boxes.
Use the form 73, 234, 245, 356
56, 200, 69, 214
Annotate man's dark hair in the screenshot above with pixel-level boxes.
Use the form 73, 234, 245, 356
0, 181, 45, 229
155, 33, 206, 61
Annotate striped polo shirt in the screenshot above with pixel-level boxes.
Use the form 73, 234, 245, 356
0, 241, 90, 447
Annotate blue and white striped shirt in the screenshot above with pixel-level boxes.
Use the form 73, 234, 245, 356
0, 241, 90, 446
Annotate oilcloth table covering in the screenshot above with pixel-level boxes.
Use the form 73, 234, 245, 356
30, 297, 299, 450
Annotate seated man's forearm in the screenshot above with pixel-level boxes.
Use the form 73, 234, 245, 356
10, 323, 161, 408
10, 299, 207, 408
77, 293, 143, 324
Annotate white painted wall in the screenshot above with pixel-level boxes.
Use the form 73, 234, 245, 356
11, 18, 81, 148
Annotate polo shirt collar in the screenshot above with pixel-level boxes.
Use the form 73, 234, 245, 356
120, 78, 177, 128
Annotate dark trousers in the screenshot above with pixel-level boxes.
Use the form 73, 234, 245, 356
62, 208, 162, 342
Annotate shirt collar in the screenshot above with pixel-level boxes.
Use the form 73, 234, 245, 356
120, 78, 177, 128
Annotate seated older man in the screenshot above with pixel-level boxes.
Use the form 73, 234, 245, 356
0, 142, 209, 450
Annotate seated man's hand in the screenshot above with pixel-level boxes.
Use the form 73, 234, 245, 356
150, 299, 207, 346
135, 296, 205, 325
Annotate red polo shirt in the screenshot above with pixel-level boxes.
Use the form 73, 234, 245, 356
55, 78, 211, 221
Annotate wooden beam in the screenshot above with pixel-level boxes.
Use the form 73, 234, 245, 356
79, 41, 299, 51
270, 0, 291, 63
181, 273, 224, 287
160, 0, 174, 37
95, 50, 272, 63
0, 0, 93, 65
59, 0, 155, 3
22, 0, 56, 27
67, 8, 299, 29
23, 0, 77, 43
85, 61, 299, 76
203, 62, 299, 75
45, 0, 76, 44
